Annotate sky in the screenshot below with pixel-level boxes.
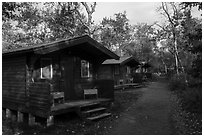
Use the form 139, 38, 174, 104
92, 2, 202, 25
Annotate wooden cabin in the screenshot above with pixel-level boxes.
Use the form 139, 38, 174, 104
98, 56, 140, 86
2, 35, 119, 126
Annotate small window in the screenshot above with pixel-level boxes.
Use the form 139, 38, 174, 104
127, 66, 131, 74
81, 60, 92, 78
114, 65, 119, 75
41, 58, 53, 79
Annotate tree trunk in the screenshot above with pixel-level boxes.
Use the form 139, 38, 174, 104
173, 33, 179, 75
161, 59, 168, 74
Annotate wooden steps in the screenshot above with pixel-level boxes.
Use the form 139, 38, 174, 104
114, 83, 143, 90
82, 107, 106, 114
77, 102, 111, 121
87, 113, 111, 121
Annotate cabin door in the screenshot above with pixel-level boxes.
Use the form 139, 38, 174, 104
61, 56, 75, 101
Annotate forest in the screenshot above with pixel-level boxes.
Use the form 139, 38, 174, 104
2, 2, 202, 134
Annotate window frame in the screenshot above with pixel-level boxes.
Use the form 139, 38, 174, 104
40, 58, 53, 79
81, 60, 92, 78
127, 66, 131, 74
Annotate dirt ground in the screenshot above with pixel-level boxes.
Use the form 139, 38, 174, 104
108, 81, 176, 135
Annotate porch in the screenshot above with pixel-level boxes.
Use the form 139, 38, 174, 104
51, 98, 112, 116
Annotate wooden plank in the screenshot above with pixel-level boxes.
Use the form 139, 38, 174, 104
2, 87, 25, 92
29, 97, 50, 102
3, 59, 25, 64
2, 91, 25, 96
86, 113, 111, 121
29, 87, 49, 91
2, 71, 25, 75
2, 75, 25, 79
3, 94, 26, 99
3, 97, 25, 104
29, 93, 50, 98
3, 84, 25, 88
2, 66, 25, 71
84, 89, 98, 95
29, 103, 50, 110
2, 81, 25, 85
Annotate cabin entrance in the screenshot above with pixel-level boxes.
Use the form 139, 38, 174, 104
61, 56, 75, 101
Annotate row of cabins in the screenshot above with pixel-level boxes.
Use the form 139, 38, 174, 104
2, 35, 150, 126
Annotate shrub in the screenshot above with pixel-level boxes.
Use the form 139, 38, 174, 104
133, 73, 143, 83
181, 87, 202, 113
169, 74, 187, 91
169, 73, 202, 114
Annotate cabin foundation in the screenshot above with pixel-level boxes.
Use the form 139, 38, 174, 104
6, 109, 11, 119
47, 115, 54, 127
28, 114, 36, 126
11, 110, 17, 122
17, 111, 24, 123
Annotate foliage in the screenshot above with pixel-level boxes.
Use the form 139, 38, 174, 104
181, 2, 202, 11
168, 73, 187, 91
124, 23, 156, 62
181, 87, 202, 113
169, 73, 202, 114
97, 11, 131, 54
2, 2, 96, 51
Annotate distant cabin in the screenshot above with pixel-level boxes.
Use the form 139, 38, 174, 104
98, 56, 140, 85
2, 35, 119, 125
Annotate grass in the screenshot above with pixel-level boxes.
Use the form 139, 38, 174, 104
168, 74, 202, 135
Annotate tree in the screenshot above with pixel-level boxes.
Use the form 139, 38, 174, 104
156, 2, 188, 75
98, 11, 131, 55
180, 2, 202, 79
125, 23, 156, 64
2, 2, 97, 51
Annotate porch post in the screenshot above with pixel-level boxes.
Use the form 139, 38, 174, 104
47, 115, 54, 127
6, 109, 11, 118
17, 111, 24, 122
28, 114, 36, 126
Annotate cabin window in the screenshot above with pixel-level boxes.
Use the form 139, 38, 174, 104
114, 65, 119, 75
81, 60, 92, 78
40, 58, 53, 79
127, 66, 131, 74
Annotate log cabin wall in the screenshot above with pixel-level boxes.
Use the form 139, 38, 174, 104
97, 65, 114, 80
120, 65, 131, 84
73, 56, 97, 100
25, 54, 60, 117
30, 54, 61, 93
28, 82, 51, 117
2, 56, 27, 112
30, 52, 98, 101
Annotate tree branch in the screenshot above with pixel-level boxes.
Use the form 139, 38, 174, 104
161, 2, 174, 25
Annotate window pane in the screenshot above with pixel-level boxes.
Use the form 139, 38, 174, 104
81, 60, 92, 78
41, 59, 52, 79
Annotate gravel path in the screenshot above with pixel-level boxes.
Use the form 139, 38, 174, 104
109, 81, 175, 135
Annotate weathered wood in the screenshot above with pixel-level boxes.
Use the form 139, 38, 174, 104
28, 114, 36, 126
6, 109, 11, 118
17, 111, 24, 122
2, 56, 26, 114
28, 82, 51, 116
47, 115, 54, 126
84, 89, 98, 99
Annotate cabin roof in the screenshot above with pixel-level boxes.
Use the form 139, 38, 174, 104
102, 56, 140, 67
141, 62, 151, 68
2, 35, 119, 60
